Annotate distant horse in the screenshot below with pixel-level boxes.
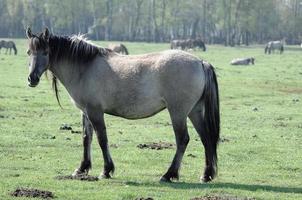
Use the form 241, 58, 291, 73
26, 28, 220, 183
188, 39, 206, 51
171, 39, 206, 51
0, 40, 17, 55
264, 41, 284, 54
108, 43, 129, 55
230, 57, 255, 65
170, 39, 187, 50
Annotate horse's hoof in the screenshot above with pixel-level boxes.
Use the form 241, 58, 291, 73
99, 173, 112, 179
72, 168, 88, 177
160, 176, 172, 183
201, 175, 213, 183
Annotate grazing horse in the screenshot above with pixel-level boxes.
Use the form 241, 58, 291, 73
264, 41, 284, 54
171, 39, 206, 51
26, 28, 220, 183
0, 40, 17, 55
108, 43, 129, 55
230, 57, 255, 65
170, 39, 186, 50
188, 39, 206, 51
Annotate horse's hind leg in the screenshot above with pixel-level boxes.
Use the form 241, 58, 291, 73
160, 110, 190, 182
86, 109, 114, 179
188, 102, 217, 182
72, 114, 93, 176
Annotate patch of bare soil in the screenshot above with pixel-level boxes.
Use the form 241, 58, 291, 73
11, 188, 54, 199
137, 141, 174, 150
190, 195, 255, 200
219, 137, 230, 143
55, 174, 99, 181
59, 124, 72, 130
279, 87, 302, 94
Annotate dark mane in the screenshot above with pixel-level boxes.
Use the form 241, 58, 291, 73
49, 35, 110, 64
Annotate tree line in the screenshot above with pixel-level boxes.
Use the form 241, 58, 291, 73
0, 0, 302, 45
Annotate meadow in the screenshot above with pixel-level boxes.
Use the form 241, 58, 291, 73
0, 39, 301, 200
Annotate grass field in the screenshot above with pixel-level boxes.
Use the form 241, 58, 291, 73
0, 39, 301, 200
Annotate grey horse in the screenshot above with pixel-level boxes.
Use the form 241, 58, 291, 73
26, 28, 220, 183
230, 57, 255, 65
265, 41, 284, 54
0, 40, 17, 55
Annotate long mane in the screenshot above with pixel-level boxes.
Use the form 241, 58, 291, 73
49, 34, 110, 64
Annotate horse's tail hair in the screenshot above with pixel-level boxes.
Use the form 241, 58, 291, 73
121, 44, 129, 55
201, 61, 220, 179
12, 43, 17, 55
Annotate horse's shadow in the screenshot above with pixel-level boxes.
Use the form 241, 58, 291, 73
125, 181, 302, 194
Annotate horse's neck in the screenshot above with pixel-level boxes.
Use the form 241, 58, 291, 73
49, 61, 79, 90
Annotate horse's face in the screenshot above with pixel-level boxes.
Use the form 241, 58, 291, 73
26, 28, 50, 87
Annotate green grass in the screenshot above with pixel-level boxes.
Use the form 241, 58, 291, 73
0, 39, 301, 200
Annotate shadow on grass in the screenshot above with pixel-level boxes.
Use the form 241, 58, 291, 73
125, 181, 302, 194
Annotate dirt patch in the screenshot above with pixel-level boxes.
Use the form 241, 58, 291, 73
279, 88, 302, 94
187, 153, 197, 158
55, 174, 99, 181
71, 130, 81, 134
59, 124, 72, 130
135, 198, 154, 200
11, 188, 54, 199
110, 144, 119, 148
273, 122, 288, 128
137, 142, 174, 150
190, 195, 255, 200
219, 137, 230, 143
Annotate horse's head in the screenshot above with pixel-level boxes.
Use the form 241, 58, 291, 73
26, 27, 50, 87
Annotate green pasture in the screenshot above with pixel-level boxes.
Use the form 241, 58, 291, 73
0, 39, 301, 200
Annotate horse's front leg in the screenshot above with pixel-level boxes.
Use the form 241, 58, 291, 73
86, 109, 115, 179
72, 113, 93, 176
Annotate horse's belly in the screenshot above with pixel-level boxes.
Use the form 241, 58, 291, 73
104, 98, 166, 119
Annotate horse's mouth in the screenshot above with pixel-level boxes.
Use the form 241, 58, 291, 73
28, 82, 38, 87
28, 75, 40, 87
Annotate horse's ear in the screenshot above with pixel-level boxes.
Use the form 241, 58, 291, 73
43, 28, 50, 41
26, 27, 33, 39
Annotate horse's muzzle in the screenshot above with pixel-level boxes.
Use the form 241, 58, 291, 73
28, 74, 40, 87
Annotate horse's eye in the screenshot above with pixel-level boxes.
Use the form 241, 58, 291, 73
27, 50, 31, 55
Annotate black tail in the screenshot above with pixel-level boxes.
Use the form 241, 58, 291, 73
120, 44, 129, 55
13, 43, 17, 55
201, 61, 220, 180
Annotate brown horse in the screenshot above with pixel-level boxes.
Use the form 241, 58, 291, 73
26, 28, 220, 183
0, 40, 17, 55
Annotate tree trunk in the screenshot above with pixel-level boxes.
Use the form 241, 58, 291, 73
152, 0, 160, 42
105, 0, 113, 41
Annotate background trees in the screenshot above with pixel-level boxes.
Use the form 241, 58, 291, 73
0, 0, 301, 45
